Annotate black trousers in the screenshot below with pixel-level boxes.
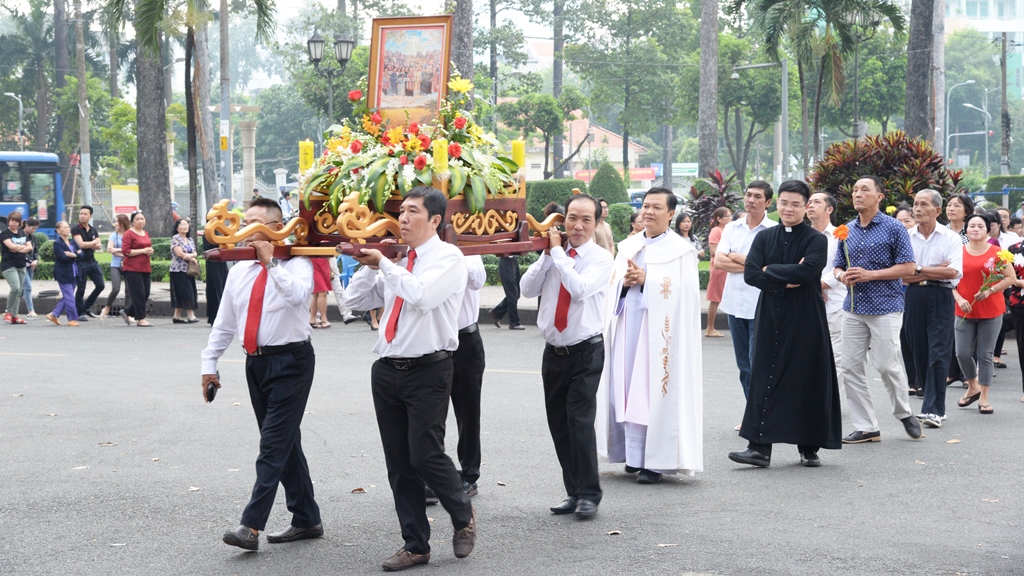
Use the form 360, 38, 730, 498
451, 329, 485, 484
492, 256, 520, 326
240, 342, 321, 531
900, 322, 917, 390
748, 442, 818, 456
371, 356, 472, 555
122, 271, 150, 321
76, 260, 105, 313
904, 286, 954, 417
541, 340, 603, 504
1010, 308, 1024, 393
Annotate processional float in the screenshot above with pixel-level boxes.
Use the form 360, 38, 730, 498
203, 15, 564, 262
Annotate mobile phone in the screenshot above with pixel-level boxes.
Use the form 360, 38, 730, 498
206, 371, 219, 402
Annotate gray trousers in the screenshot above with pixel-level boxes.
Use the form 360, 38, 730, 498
955, 316, 1002, 387
840, 311, 913, 433
3, 266, 25, 315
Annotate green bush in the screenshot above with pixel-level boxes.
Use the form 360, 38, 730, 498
151, 261, 171, 281
984, 175, 1024, 208
34, 261, 53, 279
606, 203, 634, 244
151, 237, 172, 261
526, 178, 587, 220
588, 162, 628, 205
39, 239, 55, 262
699, 268, 709, 290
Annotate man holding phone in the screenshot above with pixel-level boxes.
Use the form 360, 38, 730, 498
200, 198, 322, 552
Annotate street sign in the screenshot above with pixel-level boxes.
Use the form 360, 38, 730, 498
220, 120, 229, 151
672, 162, 699, 177
299, 140, 315, 173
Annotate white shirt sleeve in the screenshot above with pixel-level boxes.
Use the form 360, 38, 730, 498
268, 257, 313, 306
343, 265, 385, 311
201, 270, 239, 375
520, 253, 553, 298
822, 234, 842, 289
465, 255, 486, 291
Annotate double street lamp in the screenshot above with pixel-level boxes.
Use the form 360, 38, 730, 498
307, 30, 356, 124
731, 59, 789, 180
945, 79, 976, 158
4, 92, 24, 151
963, 102, 992, 181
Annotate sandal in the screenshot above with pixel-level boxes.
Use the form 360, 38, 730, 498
319, 321, 331, 329
704, 330, 724, 338
10, 316, 26, 325
311, 321, 323, 329
958, 392, 981, 407
979, 403, 994, 414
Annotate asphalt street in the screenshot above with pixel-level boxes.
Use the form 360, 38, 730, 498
1, 319, 1022, 575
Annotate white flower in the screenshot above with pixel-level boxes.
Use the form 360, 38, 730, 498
402, 164, 416, 183
1014, 253, 1024, 268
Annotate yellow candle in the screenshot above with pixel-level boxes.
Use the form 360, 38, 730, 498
433, 138, 449, 172
511, 140, 526, 171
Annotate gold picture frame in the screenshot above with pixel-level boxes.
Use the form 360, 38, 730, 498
367, 15, 453, 126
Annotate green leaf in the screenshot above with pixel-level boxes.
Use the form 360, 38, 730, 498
450, 165, 468, 197
469, 174, 487, 214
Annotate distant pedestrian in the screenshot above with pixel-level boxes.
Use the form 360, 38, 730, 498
2, 211, 32, 324
489, 254, 523, 330
45, 221, 80, 326
170, 219, 200, 323
71, 205, 105, 319
945, 193, 973, 244
674, 212, 705, 259
20, 217, 40, 319
100, 214, 132, 321
704, 206, 732, 338
594, 198, 616, 256
309, 257, 332, 328
806, 193, 846, 385
121, 211, 154, 328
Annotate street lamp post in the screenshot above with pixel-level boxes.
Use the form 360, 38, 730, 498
963, 102, 991, 181
307, 30, 356, 124
945, 79, 976, 158
731, 59, 789, 180
3, 93, 23, 151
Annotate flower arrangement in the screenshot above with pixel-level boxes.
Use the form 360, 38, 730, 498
832, 224, 854, 312
959, 249, 1014, 325
300, 76, 520, 216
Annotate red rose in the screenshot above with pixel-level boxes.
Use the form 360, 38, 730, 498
413, 155, 427, 170
454, 116, 467, 130
399, 155, 408, 165
350, 140, 363, 154
419, 134, 431, 149
371, 112, 383, 124
448, 142, 462, 158
407, 122, 419, 135
381, 133, 391, 145
348, 89, 362, 102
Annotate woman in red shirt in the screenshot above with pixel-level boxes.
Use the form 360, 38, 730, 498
120, 211, 155, 327
953, 213, 1017, 414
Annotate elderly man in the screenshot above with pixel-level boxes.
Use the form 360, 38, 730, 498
806, 192, 847, 382
903, 190, 962, 428
833, 176, 921, 443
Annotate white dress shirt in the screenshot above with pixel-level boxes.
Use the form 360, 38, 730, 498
821, 223, 848, 314
716, 213, 778, 319
343, 234, 467, 358
458, 255, 486, 329
999, 230, 1022, 249
521, 239, 614, 347
201, 257, 314, 374
909, 223, 964, 287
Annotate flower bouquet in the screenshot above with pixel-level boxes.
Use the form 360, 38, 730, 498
300, 76, 520, 217
958, 249, 1014, 326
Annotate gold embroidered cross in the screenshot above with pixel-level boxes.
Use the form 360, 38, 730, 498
660, 277, 672, 299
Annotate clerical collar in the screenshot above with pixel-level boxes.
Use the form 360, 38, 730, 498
642, 230, 668, 245
783, 222, 804, 233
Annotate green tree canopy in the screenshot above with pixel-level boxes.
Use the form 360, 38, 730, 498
588, 161, 628, 204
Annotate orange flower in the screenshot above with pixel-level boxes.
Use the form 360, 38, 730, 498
833, 224, 850, 241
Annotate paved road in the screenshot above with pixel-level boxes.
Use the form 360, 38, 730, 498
1, 320, 1022, 575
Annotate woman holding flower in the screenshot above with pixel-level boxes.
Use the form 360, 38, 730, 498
1004, 237, 1024, 403
953, 213, 1017, 415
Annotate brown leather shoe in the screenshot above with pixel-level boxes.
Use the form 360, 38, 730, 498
381, 548, 430, 571
452, 505, 476, 558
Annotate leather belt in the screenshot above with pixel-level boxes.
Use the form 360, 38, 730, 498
546, 335, 604, 356
246, 338, 310, 357
458, 323, 479, 334
380, 350, 453, 370
911, 280, 954, 288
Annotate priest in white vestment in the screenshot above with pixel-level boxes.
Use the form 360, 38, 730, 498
596, 188, 704, 484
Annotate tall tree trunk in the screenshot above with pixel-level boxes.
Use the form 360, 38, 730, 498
552, 0, 565, 178
489, 0, 498, 131
195, 23, 219, 214
34, 65, 49, 153
932, 0, 944, 145
53, 0, 71, 191
163, 34, 174, 108
337, 0, 347, 16
137, 36, 172, 237
662, 123, 672, 190
622, 87, 630, 173
813, 56, 826, 162
697, 0, 718, 178
186, 28, 199, 237
798, 59, 809, 172
451, 0, 474, 110
109, 28, 119, 99
905, 0, 934, 140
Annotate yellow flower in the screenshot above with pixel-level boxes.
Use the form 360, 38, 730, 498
885, 205, 896, 215
361, 114, 381, 137
385, 127, 405, 145
997, 249, 1014, 264
404, 136, 423, 154
448, 77, 473, 93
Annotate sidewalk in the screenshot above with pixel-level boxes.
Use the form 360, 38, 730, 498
6, 279, 727, 329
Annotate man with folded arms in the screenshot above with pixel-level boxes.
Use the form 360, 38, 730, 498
521, 194, 613, 518
345, 186, 476, 571
902, 190, 962, 428
200, 198, 323, 551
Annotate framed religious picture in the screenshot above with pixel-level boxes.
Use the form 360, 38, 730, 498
367, 15, 453, 126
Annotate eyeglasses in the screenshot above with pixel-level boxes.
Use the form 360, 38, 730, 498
777, 201, 805, 209
241, 220, 280, 227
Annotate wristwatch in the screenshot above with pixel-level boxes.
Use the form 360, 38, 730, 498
915, 265, 923, 275
266, 257, 279, 269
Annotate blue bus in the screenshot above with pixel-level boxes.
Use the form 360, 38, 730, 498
0, 152, 64, 238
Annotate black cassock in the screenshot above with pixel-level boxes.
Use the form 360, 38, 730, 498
741, 222, 842, 450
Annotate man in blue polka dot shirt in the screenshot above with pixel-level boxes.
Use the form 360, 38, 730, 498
833, 176, 922, 444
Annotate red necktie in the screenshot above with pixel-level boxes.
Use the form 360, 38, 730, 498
384, 249, 417, 343
554, 248, 577, 332
243, 264, 268, 355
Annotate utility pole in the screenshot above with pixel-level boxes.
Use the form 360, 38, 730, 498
219, 0, 233, 202
1000, 32, 1010, 177
74, 0, 92, 208
490, 0, 498, 132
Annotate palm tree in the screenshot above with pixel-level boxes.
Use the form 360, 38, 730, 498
742, 0, 906, 166
0, 4, 53, 151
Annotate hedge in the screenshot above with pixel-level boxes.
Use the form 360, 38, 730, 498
32, 260, 181, 282
39, 235, 174, 262
984, 175, 1024, 208
606, 203, 634, 243
525, 179, 587, 220
588, 162, 628, 205
483, 262, 711, 290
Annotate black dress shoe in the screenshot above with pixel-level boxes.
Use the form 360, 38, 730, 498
624, 465, 640, 474
549, 496, 578, 515
424, 485, 439, 505
574, 499, 598, 518
489, 309, 501, 328
266, 523, 323, 543
842, 430, 881, 444
462, 480, 478, 497
728, 448, 771, 467
800, 452, 821, 467
77, 315, 89, 322
637, 469, 663, 484
86, 310, 98, 318
173, 318, 185, 324
900, 416, 922, 439
223, 525, 259, 551
509, 324, 525, 330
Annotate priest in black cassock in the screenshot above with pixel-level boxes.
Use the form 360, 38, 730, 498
727, 180, 843, 468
